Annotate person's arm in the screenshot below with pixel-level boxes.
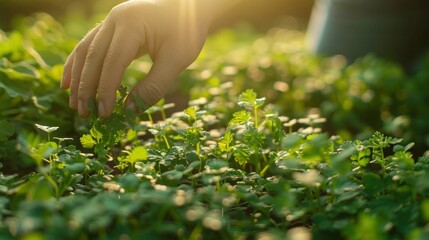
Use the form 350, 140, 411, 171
60, 0, 241, 118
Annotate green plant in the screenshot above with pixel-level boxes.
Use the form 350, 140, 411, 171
1, 13, 429, 240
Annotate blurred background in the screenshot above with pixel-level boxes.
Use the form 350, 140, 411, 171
0, 0, 315, 35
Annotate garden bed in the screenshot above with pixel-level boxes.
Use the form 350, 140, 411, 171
1, 14, 429, 239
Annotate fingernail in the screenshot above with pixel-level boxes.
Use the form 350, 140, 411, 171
78, 100, 86, 117
98, 101, 106, 117
69, 97, 76, 109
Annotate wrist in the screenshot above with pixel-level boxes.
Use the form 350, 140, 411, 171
178, 0, 242, 22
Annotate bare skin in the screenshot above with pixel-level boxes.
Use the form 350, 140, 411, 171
60, 0, 240, 118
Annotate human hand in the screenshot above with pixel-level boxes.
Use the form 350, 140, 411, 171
61, 0, 212, 118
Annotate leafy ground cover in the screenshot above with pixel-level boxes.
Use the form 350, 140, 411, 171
1, 14, 429, 239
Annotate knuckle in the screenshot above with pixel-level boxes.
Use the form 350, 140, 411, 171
98, 82, 120, 100
78, 82, 96, 100
74, 43, 87, 58
109, 3, 133, 20
110, 4, 124, 17
77, 87, 88, 100
142, 81, 166, 104
70, 73, 80, 87
103, 50, 121, 68
104, 47, 132, 71
85, 44, 102, 62
110, 1, 153, 17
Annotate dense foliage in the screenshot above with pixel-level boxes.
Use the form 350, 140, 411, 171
1, 14, 429, 239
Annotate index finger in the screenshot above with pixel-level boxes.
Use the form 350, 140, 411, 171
77, 22, 115, 117
97, 28, 142, 118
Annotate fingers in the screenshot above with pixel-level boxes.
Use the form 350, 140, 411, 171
77, 23, 115, 117
60, 51, 74, 89
61, 0, 208, 118
63, 24, 102, 110
62, 19, 145, 118
125, 57, 182, 113
97, 28, 142, 118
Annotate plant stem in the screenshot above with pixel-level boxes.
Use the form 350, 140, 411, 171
44, 173, 59, 197
163, 135, 170, 149
254, 106, 258, 127
161, 108, 167, 121
260, 153, 275, 177
196, 142, 203, 172
380, 147, 385, 175
147, 112, 154, 124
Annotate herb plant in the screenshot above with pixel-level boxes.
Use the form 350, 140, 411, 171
1, 14, 429, 240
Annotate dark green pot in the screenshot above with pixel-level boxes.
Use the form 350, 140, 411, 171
306, 0, 429, 69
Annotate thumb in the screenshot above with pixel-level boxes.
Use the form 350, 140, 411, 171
125, 60, 182, 112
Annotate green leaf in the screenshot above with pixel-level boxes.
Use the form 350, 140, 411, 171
90, 127, 103, 143
238, 89, 257, 107
229, 110, 251, 126
238, 89, 265, 108
80, 134, 96, 149
254, 97, 266, 107
358, 149, 371, 166
162, 169, 183, 180
126, 146, 148, 163
393, 142, 415, 153
233, 145, 251, 165
394, 151, 414, 170
331, 143, 355, 174
404, 142, 415, 152
243, 125, 265, 149
0, 120, 15, 141
184, 126, 204, 146
9, 62, 40, 78
66, 163, 86, 173
281, 133, 303, 149
29, 178, 55, 201
126, 129, 137, 142
184, 106, 198, 121
183, 161, 201, 175
0, 65, 38, 100
119, 173, 140, 192
32, 141, 57, 167
352, 213, 388, 240
362, 173, 384, 196
219, 130, 233, 153
365, 131, 402, 149
353, 147, 371, 167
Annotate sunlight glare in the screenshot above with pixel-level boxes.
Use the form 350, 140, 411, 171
178, 0, 198, 44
